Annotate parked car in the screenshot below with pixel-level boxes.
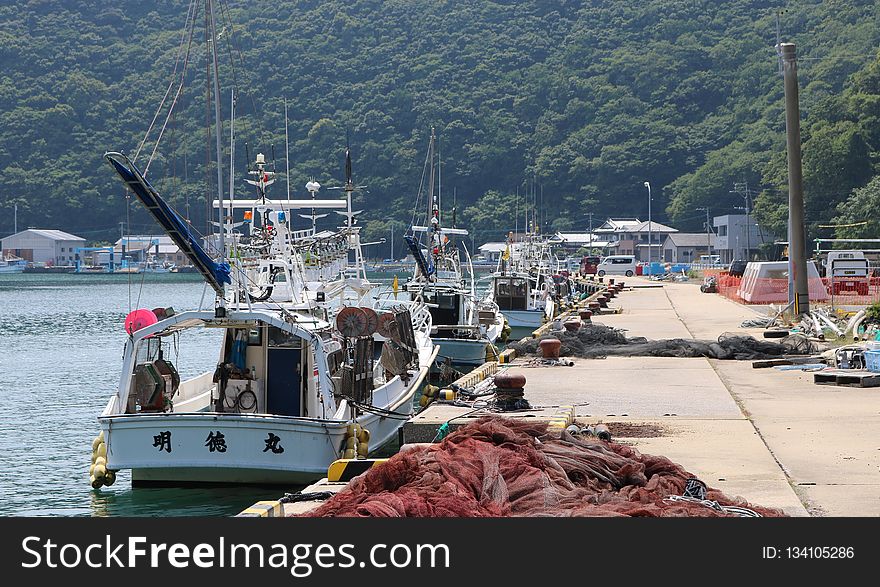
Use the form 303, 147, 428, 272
597, 255, 637, 277
580, 255, 601, 275
727, 259, 747, 277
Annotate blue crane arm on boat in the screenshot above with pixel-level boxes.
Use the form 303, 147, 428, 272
104, 152, 231, 293
404, 233, 434, 278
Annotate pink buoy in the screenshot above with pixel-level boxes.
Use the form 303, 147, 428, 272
124, 309, 159, 335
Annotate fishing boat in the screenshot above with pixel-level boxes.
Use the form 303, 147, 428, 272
0, 255, 26, 273
92, 1, 435, 487
402, 129, 506, 366
487, 233, 557, 331
96, 149, 435, 486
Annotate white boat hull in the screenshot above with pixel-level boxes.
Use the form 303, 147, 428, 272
502, 309, 546, 330
101, 368, 427, 486
98, 317, 438, 486
434, 337, 492, 366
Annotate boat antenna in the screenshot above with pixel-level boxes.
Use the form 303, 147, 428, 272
284, 99, 291, 201
515, 185, 519, 236
344, 144, 354, 230
437, 133, 441, 227
452, 186, 456, 228
228, 87, 235, 236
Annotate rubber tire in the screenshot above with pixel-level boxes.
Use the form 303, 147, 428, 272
625, 270, 633, 277
763, 330, 788, 339
597, 270, 606, 276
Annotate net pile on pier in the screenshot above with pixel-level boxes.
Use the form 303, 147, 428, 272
509, 324, 815, 361
304, 417, 783, 517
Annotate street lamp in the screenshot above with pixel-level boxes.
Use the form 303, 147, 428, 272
643, 181, 652, 264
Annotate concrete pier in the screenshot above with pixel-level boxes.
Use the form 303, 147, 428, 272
408, 278, 863, 516
242, 277, 880, 517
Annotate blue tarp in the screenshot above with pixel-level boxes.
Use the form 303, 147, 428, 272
105, 153, 231, 293
641, 262, 667, 275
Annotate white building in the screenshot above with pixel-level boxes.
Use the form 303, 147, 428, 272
551, 232, 614, 252
477, 242, 508, 262
0, 229, 86, 266
713, 214, 770, 264
593, 218, 679, 261
114, 235, 185, 265
661, 233, 717, 263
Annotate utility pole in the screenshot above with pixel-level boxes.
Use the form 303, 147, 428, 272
587, 211, 594, 251
13, 202, 17, 234
643, 182, 652, 264
732, 182, 752, 260
697, 207, 711, 259
781, 42, 810, 316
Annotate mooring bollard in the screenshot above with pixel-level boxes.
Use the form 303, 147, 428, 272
579, 309, 593, 321
494, 371, 526, 389
539, 338, 562, 359
563, 319, 581, 332
596, 295, 608, 308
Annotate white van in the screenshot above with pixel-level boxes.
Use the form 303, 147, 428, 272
597, 255, 637, 277
698, 254, 721, 266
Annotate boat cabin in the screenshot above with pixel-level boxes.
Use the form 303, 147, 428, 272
493, 276, 529, 311
119, 311, 337, 420
413, 287, 462, 327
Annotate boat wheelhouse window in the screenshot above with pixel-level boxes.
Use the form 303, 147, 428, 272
267, 326, 302, 348
495, 277, 527, 310
423, 290, 460, 326
423, 291, 457, 309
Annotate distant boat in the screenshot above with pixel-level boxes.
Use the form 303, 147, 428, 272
486, 234, 558, 331
0, 256, 26, 273
402, 128, 506, 366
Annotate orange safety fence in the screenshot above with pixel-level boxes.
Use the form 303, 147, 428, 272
717, 273, 880, 306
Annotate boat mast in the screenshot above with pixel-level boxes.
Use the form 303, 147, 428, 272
342, 147, 365, 280
228, 87, 235, 236
426, 127, 438, 277
207, 0, 226, 269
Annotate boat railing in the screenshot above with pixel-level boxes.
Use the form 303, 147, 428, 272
374, 297, 432, 335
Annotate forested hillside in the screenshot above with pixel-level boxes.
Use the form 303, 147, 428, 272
1, 0, 879, 252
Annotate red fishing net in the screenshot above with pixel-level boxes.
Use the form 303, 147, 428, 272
305, 417, 784, 517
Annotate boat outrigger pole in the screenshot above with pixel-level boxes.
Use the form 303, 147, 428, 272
104, 152, 231, 294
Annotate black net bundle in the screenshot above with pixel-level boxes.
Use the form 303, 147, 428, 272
508, 324, 816, 361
